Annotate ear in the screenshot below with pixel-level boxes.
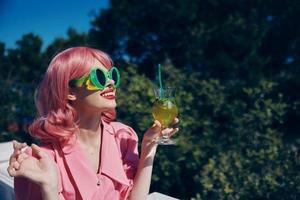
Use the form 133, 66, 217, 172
67, 94, 77, 101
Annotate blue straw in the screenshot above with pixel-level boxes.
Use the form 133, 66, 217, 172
158, 64, 163, 95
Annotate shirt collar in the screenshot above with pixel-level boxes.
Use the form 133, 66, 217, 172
58, 118, 130, 200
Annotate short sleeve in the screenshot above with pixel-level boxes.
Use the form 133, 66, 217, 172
122, 126, 139, 180
15, 177, 66, 200
14, 176, 42, 200
114, 124, 140, 199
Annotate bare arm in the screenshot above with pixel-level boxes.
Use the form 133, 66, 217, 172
129, 143, 157, 200
41, 185, 59, 200
129, 119, 179, 200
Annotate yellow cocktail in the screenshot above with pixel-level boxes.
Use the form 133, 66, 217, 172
152, 87, 178, 145
152, 98, 178, 127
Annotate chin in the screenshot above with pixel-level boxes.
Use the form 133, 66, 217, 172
100, 101, 117, 110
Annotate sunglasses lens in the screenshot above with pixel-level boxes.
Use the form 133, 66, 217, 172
111, 68, 119, 85
96, 69, 106, 87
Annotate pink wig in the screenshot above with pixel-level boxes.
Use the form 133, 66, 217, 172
29, 47, 116, 144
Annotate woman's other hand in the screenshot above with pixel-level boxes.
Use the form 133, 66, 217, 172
7, 141, 58, 192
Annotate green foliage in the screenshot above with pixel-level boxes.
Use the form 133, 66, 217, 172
45, 28, 88, 60
0, 30, 88, 144
117, 63, 300, 199
116, 62, 155, 133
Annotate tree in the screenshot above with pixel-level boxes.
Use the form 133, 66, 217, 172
44, 28, 89, 63
117, 63, 300, 199
89, 1, 300, 135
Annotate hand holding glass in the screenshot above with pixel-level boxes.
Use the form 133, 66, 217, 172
152, 87, 178, 145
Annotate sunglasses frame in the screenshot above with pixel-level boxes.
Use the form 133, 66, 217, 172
69, 66, 120, 90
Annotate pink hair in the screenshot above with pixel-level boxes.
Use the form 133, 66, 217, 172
29, 47, 116, 144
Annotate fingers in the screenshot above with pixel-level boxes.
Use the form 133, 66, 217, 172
144, 118, 180, 143
8, 151, 29, 176
163, 117, 179, 138
13, 140, 27, 152
161, 127, 173, 135
152, 120, 162, 130
12, 141, 27, 159
9, 152, 17, 164
7, 166, 17, 177
12, 161, 20, 170
7, 160, 26, 177
161, 127, 179, 136
145, 120, 161, 138
17, 153, 29, 163
9, 141, 28, 167
31, 144, 48, 159
169, 117, 179, 127
169, 128, 179, 138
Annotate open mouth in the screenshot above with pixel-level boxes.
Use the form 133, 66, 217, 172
100, 88, 115, 99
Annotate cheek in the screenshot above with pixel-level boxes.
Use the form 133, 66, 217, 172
81, 92, 116, 108
83, 92, 103, 104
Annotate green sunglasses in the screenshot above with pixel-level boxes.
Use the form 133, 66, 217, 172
69, 66, 120, 90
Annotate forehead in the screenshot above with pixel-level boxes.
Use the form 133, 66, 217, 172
90, 59, 109, 71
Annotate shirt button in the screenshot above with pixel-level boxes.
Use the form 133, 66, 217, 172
97, 177, 103, 186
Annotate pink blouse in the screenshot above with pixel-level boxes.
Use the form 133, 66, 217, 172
14, 120, 140, 200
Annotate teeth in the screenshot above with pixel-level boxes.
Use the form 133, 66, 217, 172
101, 92, 114, 97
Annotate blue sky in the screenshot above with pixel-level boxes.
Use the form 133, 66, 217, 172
0, 0, 109, 49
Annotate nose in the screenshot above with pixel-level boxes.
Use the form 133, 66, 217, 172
107, 78, 115, 87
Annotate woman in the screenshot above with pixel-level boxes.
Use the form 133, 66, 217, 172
7, 47, 179, 200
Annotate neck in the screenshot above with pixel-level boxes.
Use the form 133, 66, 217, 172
76, 110, 102, 145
